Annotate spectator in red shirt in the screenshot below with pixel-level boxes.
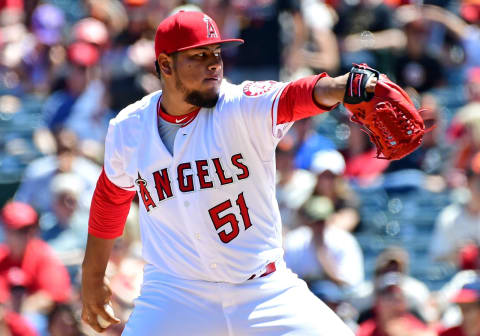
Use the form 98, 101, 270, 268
0, 201, 72, 313
0, 273, 38, 336
356, 272, 436, 336
0, 304, 38, 336
440, 278, 480, 336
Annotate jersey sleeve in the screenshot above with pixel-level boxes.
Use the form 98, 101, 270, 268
103, 118, 136, 190
88, 113, 137, 239
238, 79, 289, 143
276, 73, 339, 124
88, 169, 135, 239
237, 73, 337, 148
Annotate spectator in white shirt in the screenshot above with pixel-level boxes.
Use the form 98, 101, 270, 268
276, 143, 316, 232
310, 149, 360, 232
430, 154, 480, 265
284, 196, 364, 288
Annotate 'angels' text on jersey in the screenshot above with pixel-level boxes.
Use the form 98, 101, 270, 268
136, 153, 250, 210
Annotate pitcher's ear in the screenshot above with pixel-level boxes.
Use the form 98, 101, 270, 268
157, 54, 173, 77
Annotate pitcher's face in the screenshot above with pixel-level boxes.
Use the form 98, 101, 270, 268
171, 44, 223, 108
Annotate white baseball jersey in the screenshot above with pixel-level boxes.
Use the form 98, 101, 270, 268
104, 80, 294, 283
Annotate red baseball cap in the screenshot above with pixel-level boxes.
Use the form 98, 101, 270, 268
154, 11, 243, 58
461, 3, 480, 23
68, 42, 100, 67
0, 201, 37, 230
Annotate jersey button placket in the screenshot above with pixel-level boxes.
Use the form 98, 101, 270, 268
176, 111, 222, 280
178, 191, 219, 280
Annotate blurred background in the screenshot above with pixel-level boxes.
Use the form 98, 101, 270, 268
0, 0, 480, 335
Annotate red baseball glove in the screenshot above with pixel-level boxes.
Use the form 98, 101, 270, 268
343, 64, 431, 161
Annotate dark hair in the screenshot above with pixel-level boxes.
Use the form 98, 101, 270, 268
154, 60, 161, 78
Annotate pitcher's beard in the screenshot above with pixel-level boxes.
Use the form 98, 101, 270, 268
176, 77, 219, 108
185, 90, 219, 108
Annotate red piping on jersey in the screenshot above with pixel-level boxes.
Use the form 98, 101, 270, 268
276, 73, 339, 125
88, 168, 136, 239
157, 97, 200, 127
270, 88, 283, 132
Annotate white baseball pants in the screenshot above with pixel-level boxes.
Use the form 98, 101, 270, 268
122, 263, 354, 336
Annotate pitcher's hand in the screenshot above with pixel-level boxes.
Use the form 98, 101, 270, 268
81, 276, 120, 332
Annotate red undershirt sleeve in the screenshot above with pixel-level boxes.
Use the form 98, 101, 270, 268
276, 73, 340, 125
88, 168, 136, 239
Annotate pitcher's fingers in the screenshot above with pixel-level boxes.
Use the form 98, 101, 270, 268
92, 303, 120, 324
81, 307, 95, 324
82, 307, 108, 333
86, 313, 108, 333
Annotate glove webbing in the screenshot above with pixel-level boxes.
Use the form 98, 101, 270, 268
350, 102, 431, 160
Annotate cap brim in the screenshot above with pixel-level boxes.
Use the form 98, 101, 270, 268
176, 39, 244, 52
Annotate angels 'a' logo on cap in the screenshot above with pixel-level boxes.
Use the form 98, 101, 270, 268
203, 15, 218, 38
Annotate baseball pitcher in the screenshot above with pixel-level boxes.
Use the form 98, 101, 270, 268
81, 10, 427, 336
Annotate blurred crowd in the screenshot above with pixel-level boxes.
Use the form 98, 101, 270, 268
0, 0, 480, 335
